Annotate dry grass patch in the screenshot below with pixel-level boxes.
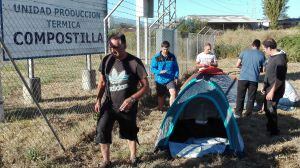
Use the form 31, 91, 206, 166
0, 58, 299, 167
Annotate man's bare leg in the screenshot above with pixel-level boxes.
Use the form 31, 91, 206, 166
169, 88, 177, 106
100, 144, 110, 163
127, 140, 137, 160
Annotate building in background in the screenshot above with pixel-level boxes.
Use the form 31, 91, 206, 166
278, 18, 300, 28
185, 15, 260, 30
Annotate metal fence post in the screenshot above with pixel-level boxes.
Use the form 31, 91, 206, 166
0, 74, 4, 122
202, 28, 212, 50
144, 18, 148, 64
186, 35, 189, 73
136, 16, 140, 58
196, 26, 206, 54
103, 0, 125, 55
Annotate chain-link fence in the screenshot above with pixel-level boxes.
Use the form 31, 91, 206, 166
0, 1, 219, 167
147, 28, 218, 77
0, 0, 107, 166
0, 54, 103, 164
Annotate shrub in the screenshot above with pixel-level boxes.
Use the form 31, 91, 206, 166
214, 44, 241, 59
215, 28, 300, 62
25, 148, 44, 162
278, 35, 300, 62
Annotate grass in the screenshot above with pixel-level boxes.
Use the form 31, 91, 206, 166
215, 27, 300, 60
0, 26, 300, 167
216, 27, 300, 48
1, 58, 299, 167
1, 55, 103, 96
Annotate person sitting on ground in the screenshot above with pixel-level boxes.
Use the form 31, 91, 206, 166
196, 43, 218, 70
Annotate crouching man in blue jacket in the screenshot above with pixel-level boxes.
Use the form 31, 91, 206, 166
151, 41, 179, 111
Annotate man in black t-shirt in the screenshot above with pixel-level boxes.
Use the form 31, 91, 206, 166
94, 33, 149, 167
261, 38, 287, 136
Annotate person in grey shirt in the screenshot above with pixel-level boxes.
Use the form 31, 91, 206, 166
235, 39, 265, 118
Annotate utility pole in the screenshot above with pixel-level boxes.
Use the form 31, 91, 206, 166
158, 0, 176, 28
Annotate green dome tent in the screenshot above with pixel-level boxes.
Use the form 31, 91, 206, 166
154, 79, 244, 158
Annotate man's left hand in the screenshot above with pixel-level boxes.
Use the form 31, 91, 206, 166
174, 79, 178, 85
119, 97, 134, 112
266, 91, 274, 101
160, 70, 167, 74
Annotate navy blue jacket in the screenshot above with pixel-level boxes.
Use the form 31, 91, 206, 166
150, 52, 179, 84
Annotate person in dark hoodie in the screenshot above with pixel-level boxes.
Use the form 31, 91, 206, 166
261, 38, 287, 136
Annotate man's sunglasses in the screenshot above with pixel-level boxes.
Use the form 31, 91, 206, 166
109, 45, 120, 49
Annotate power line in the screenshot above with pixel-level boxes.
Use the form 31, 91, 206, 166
186, 0, 239, 15
210, 0, 243, 15
124, 0, 136, 7
214, 0, 245, 6
17, 0, 106, 12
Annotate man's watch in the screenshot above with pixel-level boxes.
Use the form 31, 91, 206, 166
130, 97, 136, 103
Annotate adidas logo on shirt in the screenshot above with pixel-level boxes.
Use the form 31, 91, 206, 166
108, 68, 129, 92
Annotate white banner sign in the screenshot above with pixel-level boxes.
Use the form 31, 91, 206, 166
0, 0, 106, 60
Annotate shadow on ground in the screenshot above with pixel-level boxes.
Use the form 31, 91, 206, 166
42, 95, 97, 103
165, 113, 300, 167
4, 95, 97, 122
4, 103, 95, 122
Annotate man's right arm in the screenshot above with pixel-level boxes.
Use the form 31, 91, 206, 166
196, 54, 200, 67
236, 51, 244, 68
236, 59, 242, 68
210, 54, 218, 67
260, 55, 266, 73
151, 56, 160, 75
95, 73, 106, 112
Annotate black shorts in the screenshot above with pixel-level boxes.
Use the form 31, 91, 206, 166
156, 80, 176, 96
95, 107, 139, 144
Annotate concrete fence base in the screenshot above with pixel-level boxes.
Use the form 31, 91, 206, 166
82, 69, 96, 91
22, 77, 42, 104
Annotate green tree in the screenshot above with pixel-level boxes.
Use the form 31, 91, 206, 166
280, 1, 289, 19
177, 18, 207, 37
263, 0, 289, 29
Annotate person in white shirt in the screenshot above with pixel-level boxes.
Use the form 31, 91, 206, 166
196, 43, 218, 69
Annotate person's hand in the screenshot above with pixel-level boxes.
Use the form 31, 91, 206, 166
94, 100, 101, 113
174, 79, 178, 85
202, 63, 209, 68
260, 88, 265, 95
266, 91, 274, 101
119, 97, 134, 112
160, 70, 167, 74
